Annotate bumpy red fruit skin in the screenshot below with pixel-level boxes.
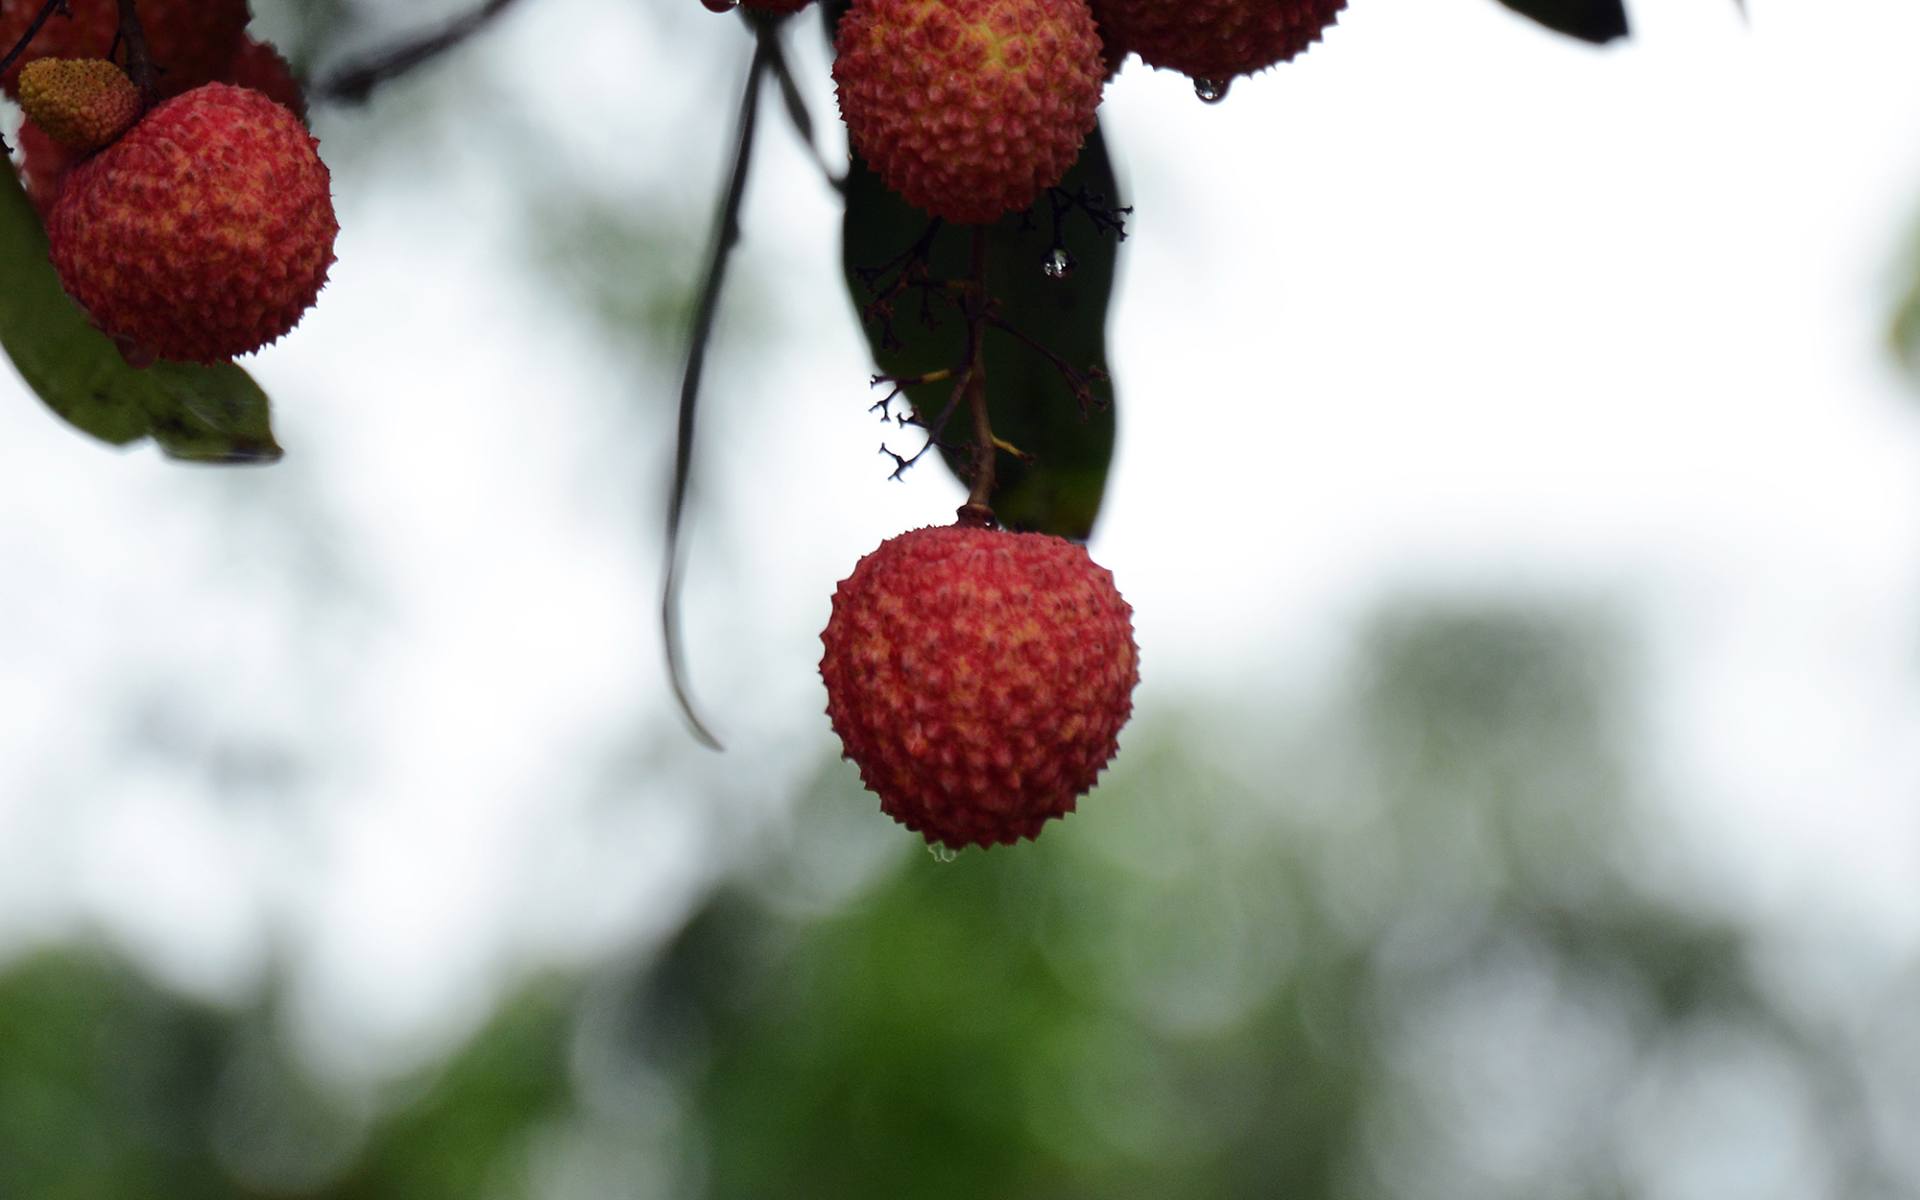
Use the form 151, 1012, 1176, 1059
1094, 0, 1345, 81
47, 83, 338, 365
0, 0, 249, 98
833, 0, 1105, 225
820, 523, 1139, 849
220, 36, 308, 124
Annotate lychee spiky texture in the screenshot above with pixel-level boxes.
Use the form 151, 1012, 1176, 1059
219, 36, 308, 123
16, 58, 141, 151
1093, 0, 1345, 82
0, 0, 250, 98
833, 0, 1106, 225
47, 83, 338, 365
820, 522, 1139, 849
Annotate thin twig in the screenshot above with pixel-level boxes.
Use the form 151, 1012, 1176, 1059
985, 313, 1107, 414
312, 0, 529, 105
0, 0, 66, 81
659, 27, 777, 751
763, 27, 842, 193
962, 227, 996, 517
113, 0, 156, 99
877, 364, 971, 480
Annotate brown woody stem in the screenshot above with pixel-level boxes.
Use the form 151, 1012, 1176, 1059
960, 226, 996, 523
114, 0, 156, 100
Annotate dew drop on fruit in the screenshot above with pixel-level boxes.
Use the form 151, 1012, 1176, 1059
1194, 77, 1231, 104
927, 843, 960, 863
700, 0, 736, 11
1043, 248, 1076, 281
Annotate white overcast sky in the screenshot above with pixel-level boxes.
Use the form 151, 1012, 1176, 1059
1, 0, 1918, 1076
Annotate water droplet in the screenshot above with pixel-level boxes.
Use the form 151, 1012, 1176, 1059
927, 843, 960, 863
1194, 77, 1231, 104
700, 0, 736, 11
1042, 247, 1076, 281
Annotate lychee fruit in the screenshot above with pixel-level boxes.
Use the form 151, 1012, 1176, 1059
46, 82, 338, 365
1093, 0, 1345, 84
833, 0, 1106, 225
0, 0, 250, 98
820, 521, 1139, 849
13, 117, 81, 220
218, 35, 307, 123
16, 58, 141, 150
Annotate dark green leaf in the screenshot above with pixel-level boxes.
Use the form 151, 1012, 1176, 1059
840, 125, 1121, 539
0, 164, 282, 463
1493, 0, 1630, 43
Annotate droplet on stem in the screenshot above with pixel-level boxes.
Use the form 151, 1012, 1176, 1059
1043, 247, 1076, 281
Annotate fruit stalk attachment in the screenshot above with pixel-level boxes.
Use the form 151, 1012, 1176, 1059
660, 21, 781, 752
111, 0, 155, 98
961, 226, 998, 526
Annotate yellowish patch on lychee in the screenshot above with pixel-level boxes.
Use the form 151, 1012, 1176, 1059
17, 58, 141, 151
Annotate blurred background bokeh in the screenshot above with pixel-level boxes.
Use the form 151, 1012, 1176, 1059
5, 0, 1920, 1196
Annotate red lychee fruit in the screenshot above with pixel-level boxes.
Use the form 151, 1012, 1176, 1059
219, 35, 307, 123
46, 83, 338, 365
820, 521, 1139, 849
14, 117, 80, 221
0, 0, 250, 98
833, 0, 1106, 225
16, 58, 141, 150
1093, 0, 1345, 84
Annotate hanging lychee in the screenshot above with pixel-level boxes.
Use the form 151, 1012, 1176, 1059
833, 0, 1106, 224
1093, 0, 1345, 86
46, 82, 339, 365
820, 521, 1139, 849
12, 116, 81, 220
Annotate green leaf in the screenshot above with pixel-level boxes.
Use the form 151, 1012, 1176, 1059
840, 126, 1122, 539
1493, 0, 1630, 43
0, 163, 282, 463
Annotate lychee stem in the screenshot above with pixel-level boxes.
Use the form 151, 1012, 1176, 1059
660, 21, 780, 754
112, 0, 156, 100
963, 226, 998, 518
313, 0, 530, 105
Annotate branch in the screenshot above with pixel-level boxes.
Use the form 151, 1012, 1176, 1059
112, 0, 155, 98
762, 24, 842, 193
986, 313, 1108, 415
874, 367, 969, 480
961, 227, 997, 521
312, 0, 528, 105
659, 25, 777, 751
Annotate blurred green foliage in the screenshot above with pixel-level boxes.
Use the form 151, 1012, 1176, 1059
3, 602, 1912, 1198
1893, 214, 1920, 385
